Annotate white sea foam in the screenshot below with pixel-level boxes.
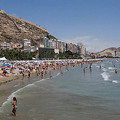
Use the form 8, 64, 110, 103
101, 72, 110, 81
112, 80, 118, 84
108, 67, 115, 70
101, 72, 119, 84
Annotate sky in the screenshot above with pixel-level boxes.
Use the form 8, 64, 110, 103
0, 0, 120, 52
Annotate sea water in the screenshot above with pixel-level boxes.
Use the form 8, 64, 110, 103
0, 60, 120, 120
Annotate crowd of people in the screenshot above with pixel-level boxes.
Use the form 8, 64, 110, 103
0, 59, 107, 81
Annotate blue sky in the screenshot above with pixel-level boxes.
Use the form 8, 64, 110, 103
0, 0, 120, 52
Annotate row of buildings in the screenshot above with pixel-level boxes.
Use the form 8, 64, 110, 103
0, 42, 22, 50
23, 37, 86, 57
0, 37, 86, 57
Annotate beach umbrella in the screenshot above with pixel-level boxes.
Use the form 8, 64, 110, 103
6, 68, 9, 70
25, 64, 28, 67
20, 66, 25, 70
2, 64, 9, 67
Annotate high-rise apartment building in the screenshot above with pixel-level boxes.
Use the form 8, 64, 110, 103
24, 39, 31, 52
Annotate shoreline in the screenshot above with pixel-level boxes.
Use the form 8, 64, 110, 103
0, 66, 57, 108
0, 58, 118, 108
0, 58, 119, 86
0, 70, 38, 107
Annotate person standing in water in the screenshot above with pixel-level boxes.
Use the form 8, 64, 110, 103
12, 97, 18, 116
89, 63, 92, 72
115, 69, 118, 74
49, 70, 52, 79
21, 71, 24, 80
41, 69, 44, 78
83, 67, 86, 73
60, 66, 64, 74
28, 70, 31, 78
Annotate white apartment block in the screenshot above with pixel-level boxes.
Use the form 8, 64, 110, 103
24, 39, 31, 52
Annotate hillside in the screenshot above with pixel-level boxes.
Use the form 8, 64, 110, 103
97, 47, 120, 57
0, 10, 56, 45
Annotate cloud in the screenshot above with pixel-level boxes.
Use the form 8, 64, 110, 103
62, 36, 119, 52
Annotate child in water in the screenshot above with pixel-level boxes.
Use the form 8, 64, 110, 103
12, 97, 18, 116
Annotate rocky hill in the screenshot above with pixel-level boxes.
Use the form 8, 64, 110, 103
0, 10, 56, 45
97, 47, 120, 57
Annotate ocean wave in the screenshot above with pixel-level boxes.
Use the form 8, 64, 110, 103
101, 72, 119, 84
108, 67, 115, 70
112, 80, 118, 84
101, 72, 110, 81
